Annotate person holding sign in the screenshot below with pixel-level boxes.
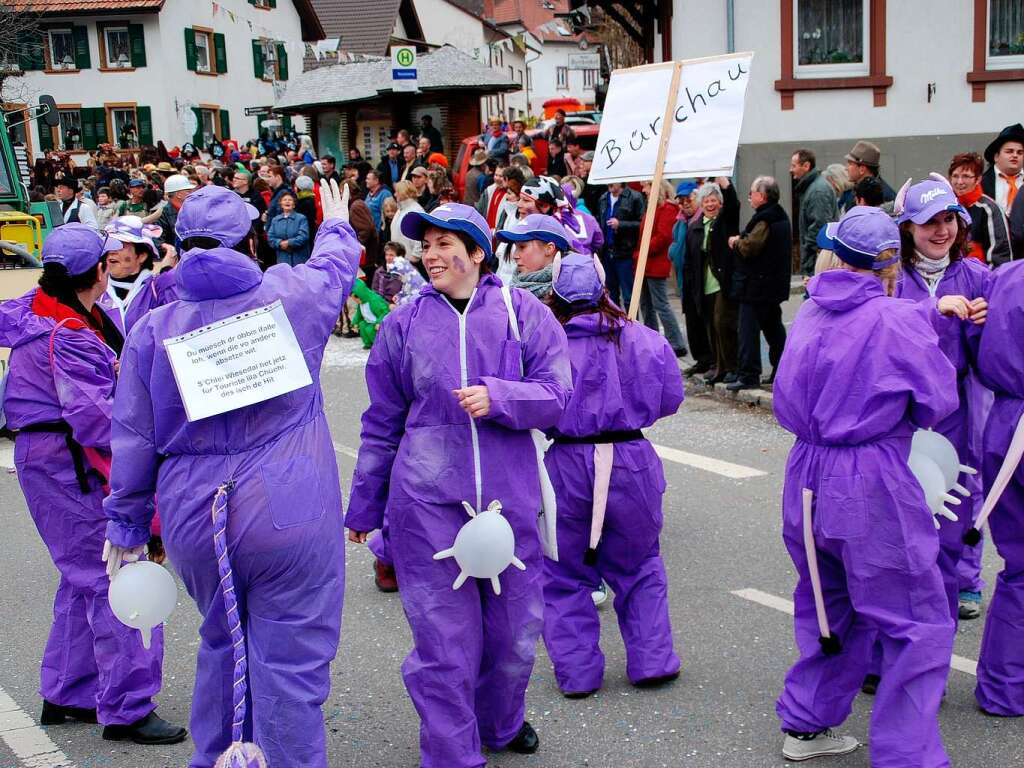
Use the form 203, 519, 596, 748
773, 207, 974, 766
102, 181, 362, 768
0, 224, 184, 745
346, 203, 572, 768
540, 251, 683, 698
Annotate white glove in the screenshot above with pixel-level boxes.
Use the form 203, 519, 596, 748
320, 178, 350, 224
102, 539, 148, 580
932, 504, 959, 530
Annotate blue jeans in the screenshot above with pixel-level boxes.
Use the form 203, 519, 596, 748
611, 257, 636, 312
640, 278, 687, 353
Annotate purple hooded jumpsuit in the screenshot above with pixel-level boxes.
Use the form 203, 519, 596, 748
542, 312, 683, 693
98, 268, 178, 338
774, 270, 958, 768
0, 259, 163, 724
103, 219, 362, 767
346, 274, 572, 768
895, 257, 990, 615
973, 259, 1024, 716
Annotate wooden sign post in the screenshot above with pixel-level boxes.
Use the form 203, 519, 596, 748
627, 60, 683, 321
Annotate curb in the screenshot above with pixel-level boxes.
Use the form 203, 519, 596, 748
680, 364, 775, 414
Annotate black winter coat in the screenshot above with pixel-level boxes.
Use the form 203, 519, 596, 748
731, 202, 792, 304
682, 184, 740, 315
598, 185, 645, 259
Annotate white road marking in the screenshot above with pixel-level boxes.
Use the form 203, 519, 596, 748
0, 439, 14, 470
732, 588, 979, 676
332, 442, 359, 459
652, 444, 767, 479
0, 686, 74, 767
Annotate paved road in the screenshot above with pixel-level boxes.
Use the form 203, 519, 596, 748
0, 335, 1019, 768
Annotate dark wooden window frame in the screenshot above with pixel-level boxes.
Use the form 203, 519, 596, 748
967, 0, 1024, 102
774, 0, 892, 110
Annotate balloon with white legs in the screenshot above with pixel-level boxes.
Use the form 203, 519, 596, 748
912, 429, 977, 497
434, 500, 526, 595
908, 452, 961, 530
108, 560, 178, 648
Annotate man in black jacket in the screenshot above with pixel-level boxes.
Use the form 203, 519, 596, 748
598, 182, 645, 309
727, 176, 792, 390
376, 143, 406, 190
981, 123, 1024, 217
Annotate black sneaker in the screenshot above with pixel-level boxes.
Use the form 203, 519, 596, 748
683, 362, 711, 377
504, 721, 539, 754
40, 701, 97, 725
673, 347, 689, 358
726, 377, 759, 392
102, 712, 188, 745
562, 688, 599, 700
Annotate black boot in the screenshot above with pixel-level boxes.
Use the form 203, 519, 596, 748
861, 673, 880, 695
102, 711, 188, 745
634, 670, 680, 688
40, 700, 97, 725
504, 721, 539, 754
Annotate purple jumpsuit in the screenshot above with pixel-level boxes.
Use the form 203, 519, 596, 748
346, 274, 572, 768
542, 313, 683, 693
103, 220, 361, 767
895, 257, 990, 615
97, 269, 179, 338
973, 259, 1024, 716
0, 291, 163, 725
774, 270, 958, 768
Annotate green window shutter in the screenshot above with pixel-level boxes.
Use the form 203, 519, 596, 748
129, 24, 146, 67
251, 39, 264, 79
282, 115, 292, 134
81, 108, 97, 149
275, 42, 288, 81
213, 32, 227, 74
268, 0, 277, 7
73, 25, 91, 69
137, 106, 153, 145
219, 109, 231, 140
19, 35, 44, 71
184, 27, 197, 71
94, 108, 109, 145
192, 107, 203, 147
37, 113, 54, 151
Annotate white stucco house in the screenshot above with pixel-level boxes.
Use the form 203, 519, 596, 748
4, 0, 323, 159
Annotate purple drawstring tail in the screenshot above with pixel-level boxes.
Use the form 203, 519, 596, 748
212, 483, 269, 768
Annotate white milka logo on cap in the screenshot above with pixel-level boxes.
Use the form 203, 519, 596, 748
920, 188, 949, 205
434, 205, 456, 214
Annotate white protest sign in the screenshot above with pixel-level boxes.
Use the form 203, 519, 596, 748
163, 301, 312, 422
589, 52, 754, 184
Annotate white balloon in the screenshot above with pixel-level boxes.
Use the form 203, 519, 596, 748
108, 561, 177, 648
434, 500, 527, 595
911, 430, 966, 492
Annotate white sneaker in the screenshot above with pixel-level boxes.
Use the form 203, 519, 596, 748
782, 729, 860, 761
591, 581, 609, 607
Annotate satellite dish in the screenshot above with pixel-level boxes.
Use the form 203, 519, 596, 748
39, 95, 59, 128
180, 102, 199, 139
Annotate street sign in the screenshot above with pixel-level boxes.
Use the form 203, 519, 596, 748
244, 106, 272, 117
391, 45, 417, 92
568, 52, 600, 70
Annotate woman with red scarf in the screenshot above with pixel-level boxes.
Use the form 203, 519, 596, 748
0, 224, 184, 745
949, 152, 1012, 267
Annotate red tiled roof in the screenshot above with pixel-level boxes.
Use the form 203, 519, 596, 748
10, 0, 163, 11
487, 0, 568, 28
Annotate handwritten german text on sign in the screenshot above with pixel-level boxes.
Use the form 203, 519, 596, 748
588, 53, 754, 184
163, 301, 312, 422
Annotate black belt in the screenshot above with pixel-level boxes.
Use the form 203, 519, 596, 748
16, 421, 101, 493
552, 429, 644, 445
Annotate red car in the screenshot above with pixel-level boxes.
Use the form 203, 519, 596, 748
453, 124, 600, 199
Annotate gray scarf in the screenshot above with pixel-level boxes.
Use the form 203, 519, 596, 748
914, 251, 950, 289
511, 264, 554, 298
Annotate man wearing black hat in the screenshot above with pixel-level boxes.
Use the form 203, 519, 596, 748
376, 142, 406, 191
55, 175, 98, 229
982, 123, 1024, 217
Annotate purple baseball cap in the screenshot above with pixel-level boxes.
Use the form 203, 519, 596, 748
174, 185, 259, 248
42, 223, 123, 276
896, 177, 971, 226
400, 203, 493, 263
496, 213, 572, 253
816, 206, 901, 270
552, 251, 605, 305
